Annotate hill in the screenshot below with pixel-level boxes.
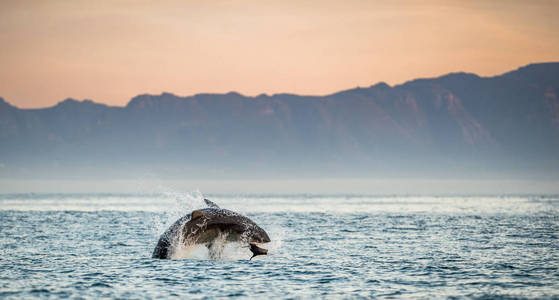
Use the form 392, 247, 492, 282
1, 63, 558, 180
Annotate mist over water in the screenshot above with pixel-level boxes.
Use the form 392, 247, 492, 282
1, 193, 558, 298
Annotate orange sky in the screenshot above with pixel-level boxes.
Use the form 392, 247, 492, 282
1, 0, 558, 108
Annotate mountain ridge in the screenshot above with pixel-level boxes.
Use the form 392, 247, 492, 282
4, 62, 557, 110
1, 62, 558, 179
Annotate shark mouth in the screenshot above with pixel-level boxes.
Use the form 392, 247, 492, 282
249, 242, 268, 260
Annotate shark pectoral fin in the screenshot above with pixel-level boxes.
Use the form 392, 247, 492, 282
191, 210, 206, 220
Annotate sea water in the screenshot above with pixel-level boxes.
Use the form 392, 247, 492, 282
0, 193, 558, 298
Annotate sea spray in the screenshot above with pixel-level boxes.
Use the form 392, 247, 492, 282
149, 188, 206, 251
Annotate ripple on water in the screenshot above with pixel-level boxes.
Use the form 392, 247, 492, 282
0, 194, 558, 298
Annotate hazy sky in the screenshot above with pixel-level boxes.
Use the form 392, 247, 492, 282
1, 0, 558, 108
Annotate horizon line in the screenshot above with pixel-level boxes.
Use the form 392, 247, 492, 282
2, 61, 556, 110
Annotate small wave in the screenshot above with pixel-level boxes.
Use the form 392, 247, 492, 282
90, 282, 111, 288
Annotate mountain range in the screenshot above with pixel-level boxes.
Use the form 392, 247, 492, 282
1, 62, 558, 180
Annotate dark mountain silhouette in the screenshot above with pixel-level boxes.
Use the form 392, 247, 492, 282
1, 62, 559, 179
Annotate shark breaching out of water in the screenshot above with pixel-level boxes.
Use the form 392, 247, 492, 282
152, 199, 270, 260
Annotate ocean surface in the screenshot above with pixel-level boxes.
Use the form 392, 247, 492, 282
1, 193, 558, 299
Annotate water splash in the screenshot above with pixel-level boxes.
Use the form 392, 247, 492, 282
265, 224, 285, 256
150, 189, 206, 237
170, 235, 255, 261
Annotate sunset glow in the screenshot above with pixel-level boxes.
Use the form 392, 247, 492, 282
1, 0, 558, 108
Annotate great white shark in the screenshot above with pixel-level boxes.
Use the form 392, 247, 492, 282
152, 199, 270, 260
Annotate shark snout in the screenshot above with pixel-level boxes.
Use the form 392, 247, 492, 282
250, 226, 271, 244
